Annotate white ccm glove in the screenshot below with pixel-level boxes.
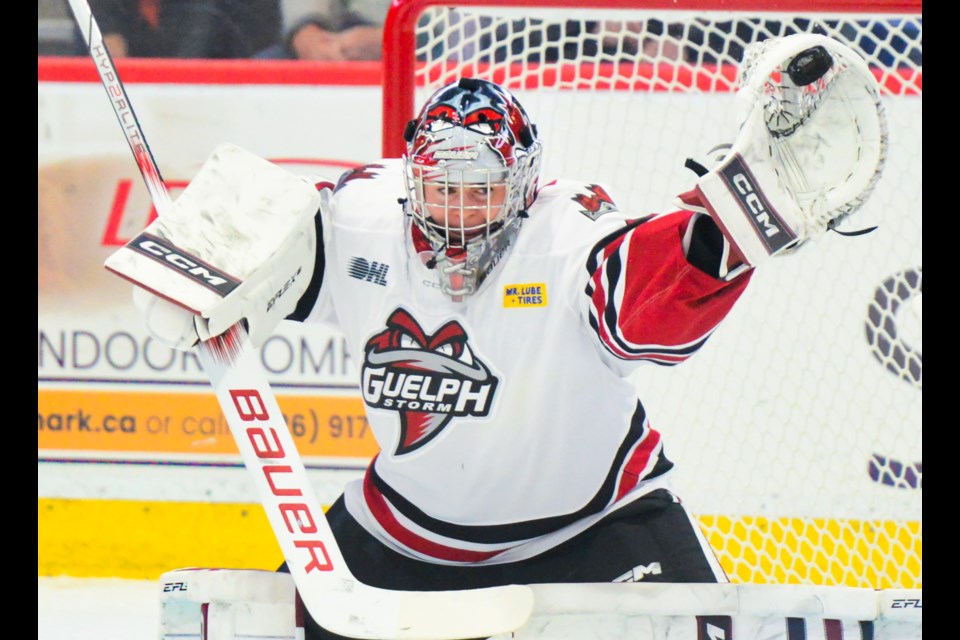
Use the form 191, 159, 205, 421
107, 143, 323, 350
677, 34, 888, 270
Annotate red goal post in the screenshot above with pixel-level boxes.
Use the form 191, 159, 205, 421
381, 0, 921, 590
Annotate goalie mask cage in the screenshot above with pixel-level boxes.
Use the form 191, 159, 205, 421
382, 0, 921, 590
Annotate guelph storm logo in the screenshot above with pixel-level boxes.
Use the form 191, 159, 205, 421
573, 184, 618, 221
362, 308, 499, 455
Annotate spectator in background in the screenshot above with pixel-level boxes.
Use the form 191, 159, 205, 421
588, 20, 688, 61
85, 0, 281, 58
254, 0, 389, 60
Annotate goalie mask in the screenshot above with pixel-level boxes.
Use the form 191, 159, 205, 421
403, 78, 542, 298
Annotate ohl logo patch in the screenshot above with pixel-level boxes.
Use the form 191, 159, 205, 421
347, 257, 389, 286
573, 184, 618, 221
361, 308, 499, 455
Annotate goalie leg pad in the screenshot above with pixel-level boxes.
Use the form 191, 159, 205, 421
159, 568, 303, 640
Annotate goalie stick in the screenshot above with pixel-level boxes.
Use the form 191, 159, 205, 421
64, 1, 535, 638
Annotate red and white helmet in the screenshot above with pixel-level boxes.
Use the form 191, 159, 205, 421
402, 78, 542, 298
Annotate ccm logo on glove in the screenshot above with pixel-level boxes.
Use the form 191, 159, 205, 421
722, 161, 795, 252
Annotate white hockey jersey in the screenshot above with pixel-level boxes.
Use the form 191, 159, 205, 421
298, 159, 751, 565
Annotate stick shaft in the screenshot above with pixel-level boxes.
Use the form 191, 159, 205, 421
65, 0, 172, 212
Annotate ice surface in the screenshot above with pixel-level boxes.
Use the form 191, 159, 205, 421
38, 577, 158, 640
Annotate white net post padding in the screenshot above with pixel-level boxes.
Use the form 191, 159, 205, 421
496, 583, 922, 639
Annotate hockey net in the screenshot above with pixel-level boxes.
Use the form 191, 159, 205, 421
383, 0, 921, 590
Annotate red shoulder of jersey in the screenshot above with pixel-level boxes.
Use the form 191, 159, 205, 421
585, 211, 751, 365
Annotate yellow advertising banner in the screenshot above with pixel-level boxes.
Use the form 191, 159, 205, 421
38, 389, 377, 459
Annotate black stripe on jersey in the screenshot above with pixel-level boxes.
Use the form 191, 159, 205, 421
584, 218, 639, 358
600, 238, 624, 346
286, 207, 325, 322
583, 216, 653, 277
369, 402, 673, 545
587, 305, 712, 363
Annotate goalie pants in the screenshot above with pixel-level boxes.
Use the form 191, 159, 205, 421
279, 488, 726, 640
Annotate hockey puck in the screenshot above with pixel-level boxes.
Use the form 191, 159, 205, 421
786, 46, 833, 85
